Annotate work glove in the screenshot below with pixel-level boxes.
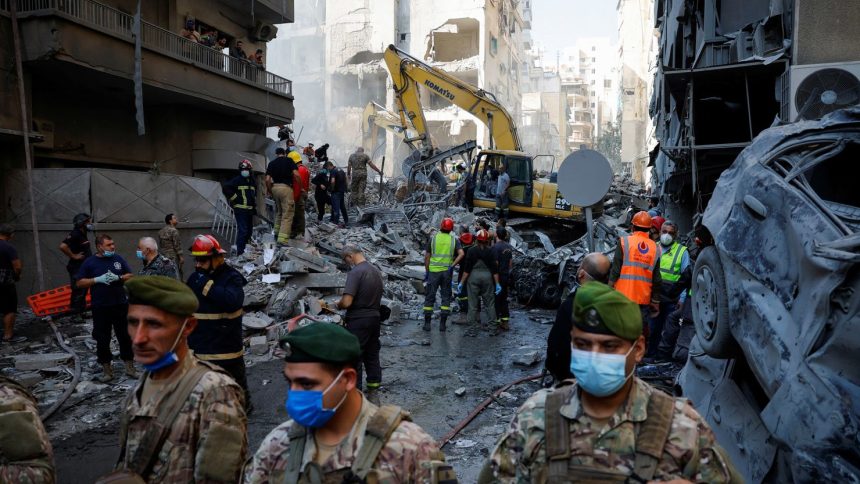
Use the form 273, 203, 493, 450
447, 265, 454, 276
94, 272, 118, 285
423, 272, 429, 283
495, 283, 502, 295
457, 282, 464, 294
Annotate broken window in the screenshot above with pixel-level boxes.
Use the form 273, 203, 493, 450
490, 36, 498, 56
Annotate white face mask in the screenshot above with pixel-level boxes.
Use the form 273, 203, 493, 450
660, 233, 674, 246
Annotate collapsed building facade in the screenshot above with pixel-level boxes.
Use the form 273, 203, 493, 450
0, 0, 295, 298
271, 0, 526, 175
650, 0, 860, 233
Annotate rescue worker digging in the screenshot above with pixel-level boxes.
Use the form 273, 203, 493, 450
186, 234, 252, 411
423, 217, 465, 332
223, 159, 257, 256
480, 282, 740, 483
243, 323, 456, 483
609, 210, 662, 324
347, 146, 382, 208
458, 230, 501, 329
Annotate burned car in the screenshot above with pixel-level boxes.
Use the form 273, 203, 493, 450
680, 108, 860, 482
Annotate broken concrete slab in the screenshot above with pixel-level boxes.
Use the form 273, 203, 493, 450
14, 372, 43, 388
512, 350, 543, 367
306, 297, 323, 316
242, 312, 273, 330
289, 273, 347, 289
267, 286, 308, 319
282, 248, 328, 273
14, 353, 72, 371
286, 239, 309, 249
279, 260, 308, 274
248, 336, 269, 355
454, 387, 466, 397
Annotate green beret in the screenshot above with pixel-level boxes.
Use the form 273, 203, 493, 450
125, 275, 199, 316
280, 323, 361, 364
573, 282, 642, 341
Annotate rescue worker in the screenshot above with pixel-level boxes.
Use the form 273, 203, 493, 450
290, 155, 311, 239
648, 220, 691, 359
108, 276, 247, 483
314, 143, 330, 164
544, 252, 611, 382
423, 217, 465, 332
0, 375, 55, 482
76, 234, 138, 382
336, 245, 383, 391
458, 230, 501, 328
455, 227, 475, 314
649, 215, 666, 243
609, 211, 661, 322
136, 237, 178, 279
328, 161, 349, 227
495, 163, 510, 218
223, 159, 257, 256
311, 164, 331, 222
266, 148, 299, 244
491, 227, 513, 331
347, 147, 381, 208
186, 235, 251, 410
59, 213, 93, 317
0, 224, 24, 343
302, 142, 316, 164
480, 282, 740, 483
243, 323, 456, 483
158, 213, 184, 280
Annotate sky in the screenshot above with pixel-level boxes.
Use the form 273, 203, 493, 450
530, 0, 618, 55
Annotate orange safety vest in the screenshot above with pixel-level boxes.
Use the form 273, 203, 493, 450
615, 232, 659, 305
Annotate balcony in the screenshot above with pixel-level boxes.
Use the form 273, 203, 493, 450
3, 0, 294, 123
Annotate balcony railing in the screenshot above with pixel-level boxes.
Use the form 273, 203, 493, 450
1, 0, 292, 98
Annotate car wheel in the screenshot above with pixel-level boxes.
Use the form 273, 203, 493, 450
692, 246, 738, 358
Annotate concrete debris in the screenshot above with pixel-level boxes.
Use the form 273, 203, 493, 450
512, 349, 542, 367
14, 353, 73, 371
242, 312, 274, 330
248, 336, 270, 356
289, 273, 347, 289
454, 387, 467, 397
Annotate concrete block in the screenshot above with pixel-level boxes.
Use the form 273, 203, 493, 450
289, 273, 347, 289
14, 353, 72, 371
283, 248, 328, 273
279, 260, 308, 274
248, 336, 269, 355
306, 297, 323, 315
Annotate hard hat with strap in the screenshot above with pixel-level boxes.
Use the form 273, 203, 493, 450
189, 234, 226, 257
429, 232, 456, 273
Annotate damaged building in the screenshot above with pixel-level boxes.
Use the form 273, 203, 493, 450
650, 0, 860, 232
271, 0, 526, 176
0, 0, 295, 298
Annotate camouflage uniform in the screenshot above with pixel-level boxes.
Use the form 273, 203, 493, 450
244, 395, 451, 483
139, 254, 179, 279
348, 152, 371, 207
158, 224, 184, 279
0, 376, 55, 483
119, 354, 248, 483
483, 378, 738, 483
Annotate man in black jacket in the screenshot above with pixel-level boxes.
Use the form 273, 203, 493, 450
544, 252, 610, 382
223, 159, 256, 255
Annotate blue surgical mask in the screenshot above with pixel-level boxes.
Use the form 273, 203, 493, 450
241, 170, 251, 178
285, 370, 347, 428
136, 250, 145, 260
569, 345, 635, 397
103, 250, 115, 257
143, 318, 189, 373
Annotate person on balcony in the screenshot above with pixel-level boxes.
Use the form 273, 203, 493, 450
180, 19, 201, 43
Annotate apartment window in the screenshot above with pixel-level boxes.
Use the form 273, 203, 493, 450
591, 69, 595, 74
490, 36, 498, 56
591, 46, 596, 51
590, 80, 595, 85
591, 102, 596, 108
604, 79, 612, 88
591, 57, 595, 62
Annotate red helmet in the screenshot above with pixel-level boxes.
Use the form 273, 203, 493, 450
631, 211, 652, 229
440, 217, 454, 232
190, 234, 226, 257
476, 229, 490, 243
651, 216, 666, 232
238, 159, 253, 171
459, 232, 474, 245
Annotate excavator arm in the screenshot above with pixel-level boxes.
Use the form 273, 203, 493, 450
383, 44, 522, 152
362, 101, 409, 153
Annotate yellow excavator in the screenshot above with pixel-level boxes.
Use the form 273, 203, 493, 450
383, 44, 595, 221
361, 101, 409, 154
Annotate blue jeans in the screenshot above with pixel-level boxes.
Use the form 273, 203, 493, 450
331, 192, 348, 224
234, 208, 253, 255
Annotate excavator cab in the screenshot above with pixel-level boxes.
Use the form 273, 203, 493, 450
472, 150, 533, 207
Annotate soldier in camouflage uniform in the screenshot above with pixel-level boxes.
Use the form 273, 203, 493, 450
480, 282, 740, 484
244, 323, 456, 483
0, 376, 55, 483
347, 147, 381, 208
158, 213, 184, 280
109, 276, 247, 483
137, 237, 178, 279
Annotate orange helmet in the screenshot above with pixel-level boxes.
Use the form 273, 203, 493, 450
631, 211, 652, 230
440, 217, 454, 232
190, 234, 226, 257
476, 229, 490, 243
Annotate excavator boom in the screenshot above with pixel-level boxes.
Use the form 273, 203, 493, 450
383, 44, 522, 152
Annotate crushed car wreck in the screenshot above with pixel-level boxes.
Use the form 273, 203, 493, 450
681, 107, 860, 482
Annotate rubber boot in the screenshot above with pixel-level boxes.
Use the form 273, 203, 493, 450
98, 363, 114, 383
124, 361, 139, 379
423, 314, 431, 331
439, 315, 447, 332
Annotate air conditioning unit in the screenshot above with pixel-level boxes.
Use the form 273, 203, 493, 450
788, 61, 860, 122
251, 21, 278, 42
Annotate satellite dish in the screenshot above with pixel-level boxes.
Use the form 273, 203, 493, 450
556, 149, 613, 207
